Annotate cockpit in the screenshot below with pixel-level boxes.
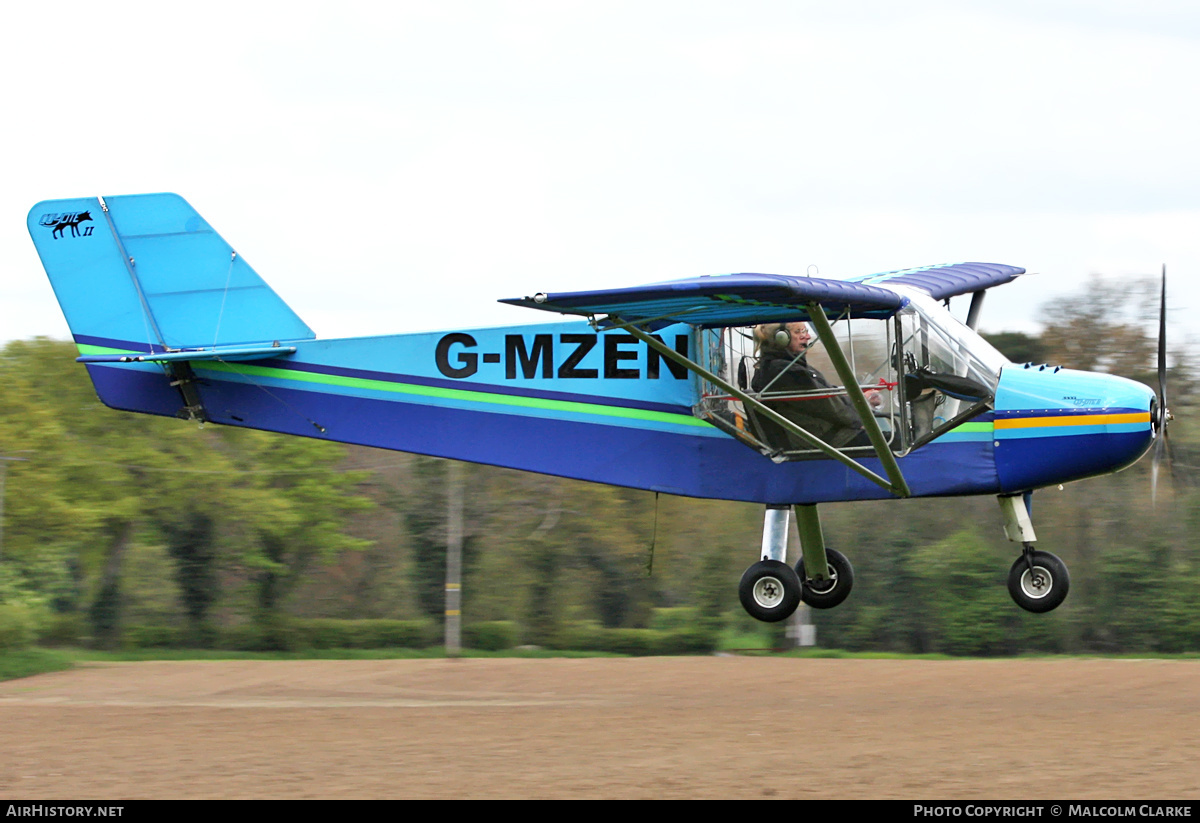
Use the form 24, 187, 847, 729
694, 288, 1009, 460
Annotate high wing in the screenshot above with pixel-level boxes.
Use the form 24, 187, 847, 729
500, 263, 1024, 328
846, 262, 1025, 300
499, 272, 908, 328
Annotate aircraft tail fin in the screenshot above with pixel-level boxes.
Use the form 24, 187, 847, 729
27, 193, 314, 353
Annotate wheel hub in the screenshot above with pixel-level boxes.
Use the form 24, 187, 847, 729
806, 568, 838, 594
1019, 566, 1053, 599
752, 576, 786, 608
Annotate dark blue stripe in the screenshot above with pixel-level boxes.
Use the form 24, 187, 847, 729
73, 333, 691, 416
995, 407, 1145, 420
87, 364, 1006, 504
75, 333, 160, 350
996, 430, 1153, 491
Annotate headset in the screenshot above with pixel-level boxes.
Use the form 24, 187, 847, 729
766, 323, 810, 349
754, 322, 812, 353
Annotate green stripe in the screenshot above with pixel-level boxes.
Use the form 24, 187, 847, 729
199, 361, 711, 427
77, 345, 709, 429
950, 422, 994, 433
77, 344, 133, 356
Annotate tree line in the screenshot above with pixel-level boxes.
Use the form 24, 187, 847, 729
0, 275, 1194, 654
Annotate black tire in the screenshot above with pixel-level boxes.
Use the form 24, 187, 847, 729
795, 548, 854, 609
738, 559, 802, 623
1007, 550, 1070, 613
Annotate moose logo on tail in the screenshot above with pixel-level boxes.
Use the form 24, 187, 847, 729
39, 211, 94, 239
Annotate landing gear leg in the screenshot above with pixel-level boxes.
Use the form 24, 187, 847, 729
998, 493, 1070, 613
793, 504, 854, 609
738, 505, 801, 623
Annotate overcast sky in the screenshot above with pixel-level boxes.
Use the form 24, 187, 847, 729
4, 0, 1198, 347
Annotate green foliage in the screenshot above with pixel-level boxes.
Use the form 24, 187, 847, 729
464, 621, 519, 651
233, 431, 374, 619
203, 618, 438, 652
523, 533, 562, 644
0, 603, 40, 649
910, 528, 1017, 656
391, 457, 479, 626
87, 579, 123, 649
692, 545, 734, 627
3, 265, 1198, 659
161, 510, 218, 642
38, 612, 85, 647
123, 624, 185, 649
217, 619, 302, 652
0, 561, 52, 649
0, 338, 376, 648
0, 648, 75, 681
981, 331, 1047, 365
550, 621, 718, 655
293, 618, 438, 649
648, 607, 701, 631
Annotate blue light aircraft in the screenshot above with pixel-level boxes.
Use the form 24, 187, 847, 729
27, 193, 1172, 621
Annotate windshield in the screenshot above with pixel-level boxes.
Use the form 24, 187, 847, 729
894, 288, 1010, 376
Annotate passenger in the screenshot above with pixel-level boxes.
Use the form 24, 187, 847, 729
750, 322, 879, 448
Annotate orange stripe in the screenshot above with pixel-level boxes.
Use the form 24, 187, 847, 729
995, 412, 1149, 430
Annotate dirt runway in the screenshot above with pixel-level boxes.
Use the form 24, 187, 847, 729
1, 657, 1197, 799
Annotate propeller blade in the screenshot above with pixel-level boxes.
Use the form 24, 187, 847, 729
1152, 433, 1165, 506
1158, 264, 1168, 412
1151, 264, 1172, 507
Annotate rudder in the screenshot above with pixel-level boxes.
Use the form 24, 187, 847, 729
27, 193, 314, 352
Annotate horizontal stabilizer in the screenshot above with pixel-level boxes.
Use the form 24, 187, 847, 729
76, 345, 297, 364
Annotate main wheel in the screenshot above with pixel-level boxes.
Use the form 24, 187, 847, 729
795, 548, 854, 609
1007, 550, 1070, 613
738, 559, 802, 622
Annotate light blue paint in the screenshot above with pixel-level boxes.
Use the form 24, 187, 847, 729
995, 365, 1155, 413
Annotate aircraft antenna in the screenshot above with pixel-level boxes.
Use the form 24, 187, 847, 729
644, 492, 660, 575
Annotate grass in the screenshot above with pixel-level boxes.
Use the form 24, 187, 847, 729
0, 645, 627, 680
67, 647, 621, 662
0, 647, 76, 681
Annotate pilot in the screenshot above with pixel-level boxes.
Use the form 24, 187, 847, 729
750, 322, 880, 449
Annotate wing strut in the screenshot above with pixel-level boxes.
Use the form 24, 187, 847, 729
610, 313, 910, 498
965, 290, 986, 330
805, 303, 911, 497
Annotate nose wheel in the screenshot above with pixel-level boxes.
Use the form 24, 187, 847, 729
1007, 548, 1070, 613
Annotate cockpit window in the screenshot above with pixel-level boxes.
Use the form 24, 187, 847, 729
894, 290, 1004, 446
693, 293, 1004, 460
